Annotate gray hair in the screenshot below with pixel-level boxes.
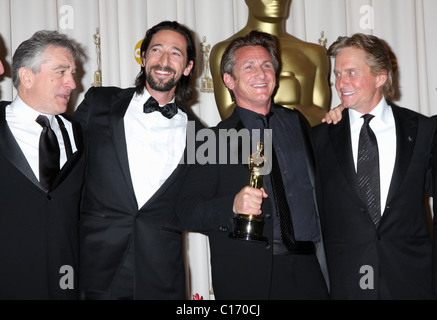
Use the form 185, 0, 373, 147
12, 30, 80, 88
327, 33, 395, 101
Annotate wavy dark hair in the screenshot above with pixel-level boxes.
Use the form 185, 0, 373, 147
134, 21, 196, 106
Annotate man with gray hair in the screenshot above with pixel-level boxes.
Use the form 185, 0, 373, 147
313, 33, 437, 299
0, 30, 85, 299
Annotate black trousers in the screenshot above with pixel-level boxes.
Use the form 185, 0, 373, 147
269, 253, 330, 300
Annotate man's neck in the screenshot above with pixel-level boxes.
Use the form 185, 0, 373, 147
238, 101, 271, 116
145, 86, 176, 106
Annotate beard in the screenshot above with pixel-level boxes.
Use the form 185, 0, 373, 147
146, 66, 177, 92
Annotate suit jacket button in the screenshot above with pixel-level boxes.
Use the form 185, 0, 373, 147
265, 243, 271, 250
46, 195, 51, 201
265, 213, 271, 219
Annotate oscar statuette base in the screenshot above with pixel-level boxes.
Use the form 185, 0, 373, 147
229, 214, 267, 242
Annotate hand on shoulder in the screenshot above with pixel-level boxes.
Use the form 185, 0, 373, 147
322, 104, 345, 124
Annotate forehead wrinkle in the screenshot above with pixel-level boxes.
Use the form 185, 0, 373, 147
52, 64, 73, 70
150, 42, 184, 53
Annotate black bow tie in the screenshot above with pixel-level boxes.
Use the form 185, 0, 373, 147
143, 96, 178, 119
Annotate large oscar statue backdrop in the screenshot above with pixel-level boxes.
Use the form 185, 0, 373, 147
210, 0, 331, 126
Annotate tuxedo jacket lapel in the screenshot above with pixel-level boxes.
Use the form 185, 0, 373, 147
0, 103, 40, 188
140, 106, 201, 210
109, 89, 137, 199
1, 103, 85, 191
217, 108, 247, 171
330, 105, 418, 212
330, 109, 362, 200
51, 117, 84, 191
105, 90, 199, 210
234, 116, 247, 170
141, 160, 185, 210
385, 104, 417, 204
294, 108, 316, 191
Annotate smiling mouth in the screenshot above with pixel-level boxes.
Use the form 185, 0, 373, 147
154, 70, 172, 76
152, 65, 175, 77
252, 84, 267, 88
342, 91, 356, 96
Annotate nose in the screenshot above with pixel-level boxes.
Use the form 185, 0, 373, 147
0, 60, 4, 75
335, 75, 349, 90
159, 51, 170, 66
65, 72, 76, 90
255, 65, 267, 79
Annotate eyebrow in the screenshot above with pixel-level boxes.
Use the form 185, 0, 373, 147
52, 65, 77, 72
334, 67, 356, 73
150, 43, 184, 55
243, 59, 273, 65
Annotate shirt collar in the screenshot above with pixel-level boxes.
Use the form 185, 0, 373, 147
132, 89, 176, 110
9, 95, 56, 127
237, 105, 273, 130
349, 97, 390, 128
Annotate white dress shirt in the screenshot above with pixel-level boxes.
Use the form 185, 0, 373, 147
124, 91, 187, 208
6, 96, 77, 181
349, 98, 396, 215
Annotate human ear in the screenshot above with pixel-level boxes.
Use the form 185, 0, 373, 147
223, 73, 234, 90
18, 67, 35, 89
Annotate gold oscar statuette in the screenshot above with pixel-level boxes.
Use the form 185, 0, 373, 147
230, 142, 267, 242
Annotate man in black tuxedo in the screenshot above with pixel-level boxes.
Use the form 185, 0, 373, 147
313, 33, 437, 299
178, 30, 329, 299
75, 21, 204, 300
0, 31, 84, 299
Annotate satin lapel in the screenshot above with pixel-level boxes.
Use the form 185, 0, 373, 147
385, 105, 417, 204
293, 108, 316, 189
217, 108, 247, 169
140, 159, 186, 210
330, 109, 362, 197
139, 107, 200, 209
236, 119, 247, 169
217, 107, 244, 131
109, 89, 136, 196
0, 103, 40, 188
50, 116, 84, 190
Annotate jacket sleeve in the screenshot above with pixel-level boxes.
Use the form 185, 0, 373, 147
430, 119, 437, 295
73, 87, 98, 131
176, 125, 236, 234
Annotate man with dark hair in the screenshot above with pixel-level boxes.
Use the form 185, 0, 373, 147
75, 21, 203, 300
313, 33, 437, 299
0, 30, 84, 299
178, 30, 329, 299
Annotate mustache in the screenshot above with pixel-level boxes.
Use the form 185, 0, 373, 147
150, 65, 176, 74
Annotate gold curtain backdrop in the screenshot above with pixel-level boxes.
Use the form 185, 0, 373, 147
1, 0, 436, 299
